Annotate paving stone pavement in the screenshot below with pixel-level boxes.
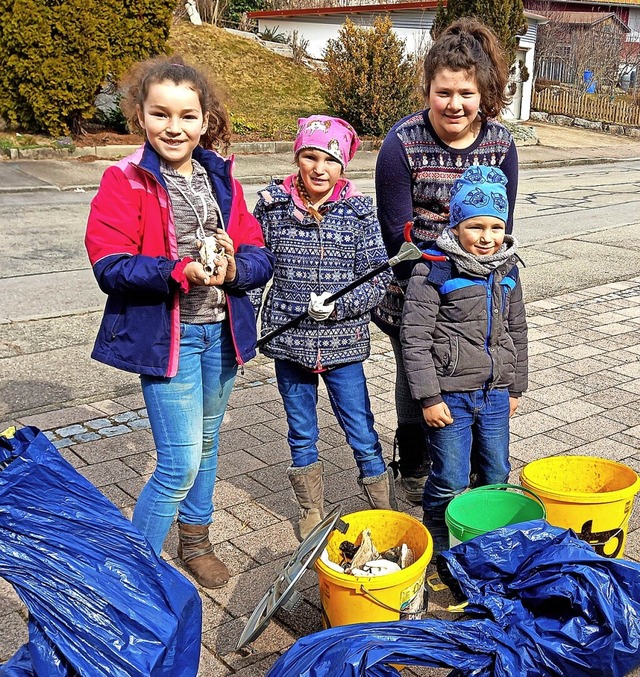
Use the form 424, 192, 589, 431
3, 278, 640, 676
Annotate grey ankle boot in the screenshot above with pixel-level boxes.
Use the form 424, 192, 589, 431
359, 467, 398, 510
287, 461, 325, 540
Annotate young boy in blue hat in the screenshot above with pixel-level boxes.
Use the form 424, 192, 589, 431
400, 165, 528, 554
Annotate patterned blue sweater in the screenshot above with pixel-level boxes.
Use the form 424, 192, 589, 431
253, 176, 392, 369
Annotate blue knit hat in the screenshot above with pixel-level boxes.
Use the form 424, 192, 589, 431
449, 165, 509, 229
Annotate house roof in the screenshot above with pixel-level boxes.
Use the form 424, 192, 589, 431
248, 1, 439, 19
559, 10, 631, 30
249, 1, 546, 20
571, 0, 640, 4
532, 0, 640, 5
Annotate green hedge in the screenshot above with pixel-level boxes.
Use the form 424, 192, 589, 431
0, 0, 176, 136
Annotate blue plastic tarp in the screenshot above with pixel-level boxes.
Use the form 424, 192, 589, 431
267, 521, 640, 676
0, 426, 202, 677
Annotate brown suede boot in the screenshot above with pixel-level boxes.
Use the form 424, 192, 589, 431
177, 522, 229, 589
359, 467, 398, 510
287, 461, 325, 541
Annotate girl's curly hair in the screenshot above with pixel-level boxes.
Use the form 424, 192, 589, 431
120, 55, 231, 153
422, 18, 510, 119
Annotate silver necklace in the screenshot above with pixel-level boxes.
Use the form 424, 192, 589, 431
164, 172, 212, 242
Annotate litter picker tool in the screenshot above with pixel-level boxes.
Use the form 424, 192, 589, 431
256, 222, 447, 348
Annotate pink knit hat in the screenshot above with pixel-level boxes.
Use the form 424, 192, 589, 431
293, 115, 360, 168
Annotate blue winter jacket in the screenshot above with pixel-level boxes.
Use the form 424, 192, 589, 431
86, 143, 275, 377
253, 176, 391, 370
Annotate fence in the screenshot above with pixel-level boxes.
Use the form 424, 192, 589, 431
532, 88, 640, 126
536, 60, 576, 86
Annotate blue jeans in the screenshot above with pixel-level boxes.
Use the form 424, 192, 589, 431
274, 359, 386, 478
133, 322, 237, 554
423, 388, 511, 521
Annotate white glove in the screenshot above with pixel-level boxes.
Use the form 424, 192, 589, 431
307, 291, 335, 322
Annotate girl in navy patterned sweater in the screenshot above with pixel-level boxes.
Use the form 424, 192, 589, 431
253, 116, 395, 540
373, 18, 519, 504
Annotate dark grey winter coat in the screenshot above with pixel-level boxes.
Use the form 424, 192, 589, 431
400, 255, 528, 407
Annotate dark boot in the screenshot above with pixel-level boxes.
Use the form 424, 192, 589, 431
423, 513, 450, 557
359, 467, 398, 510
392, 423, 431, 504
177, 522, 229, 589
287, 461, 325, 540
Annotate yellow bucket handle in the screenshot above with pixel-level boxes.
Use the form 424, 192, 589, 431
358, 584, 423, 616
481, 483, 547, 519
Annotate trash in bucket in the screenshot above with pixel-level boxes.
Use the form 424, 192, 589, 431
445, 483, 546, 547
520, 456, 640, 558
315, 510, 432, 627
237, 507, 432, 650
320, 525, 415, 577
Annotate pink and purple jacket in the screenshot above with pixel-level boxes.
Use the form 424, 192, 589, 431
85, 142, 275, 377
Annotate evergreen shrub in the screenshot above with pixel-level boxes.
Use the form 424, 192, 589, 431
321, 16, 419, 138
432, 0, 527, 70
0, 0, 175, 135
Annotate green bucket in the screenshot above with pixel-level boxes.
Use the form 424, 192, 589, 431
445, 484, 546, 546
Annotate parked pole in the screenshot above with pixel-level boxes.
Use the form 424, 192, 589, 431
256, 223, 446, 348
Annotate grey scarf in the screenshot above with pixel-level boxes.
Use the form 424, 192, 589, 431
436, 227, 520, 277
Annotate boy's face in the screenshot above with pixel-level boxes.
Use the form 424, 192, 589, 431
452, 216, 506, 256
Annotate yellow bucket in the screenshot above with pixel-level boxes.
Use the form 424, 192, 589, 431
315, 509, 432, 628
520, 456, 640, 559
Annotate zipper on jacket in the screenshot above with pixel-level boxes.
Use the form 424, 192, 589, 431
135, 165, 181, 377
315, 220, 325, 366
485, 274, 493, 350
221, 175, 245, 367
485, 272, 495, 385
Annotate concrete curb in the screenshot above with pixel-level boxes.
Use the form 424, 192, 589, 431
519, 156, 640, 170
3, 159, 639, 195
1, 139, 377, 161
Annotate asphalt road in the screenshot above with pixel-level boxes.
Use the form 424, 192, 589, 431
3, 161, 640, 423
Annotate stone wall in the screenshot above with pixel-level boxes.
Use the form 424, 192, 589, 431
530, 110, 640, 138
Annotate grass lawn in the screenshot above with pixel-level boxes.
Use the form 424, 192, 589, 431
0, 20, 326, 149
169, 22, 326, 140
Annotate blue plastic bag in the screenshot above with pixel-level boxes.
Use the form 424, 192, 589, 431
442, 520, 640, 676
0, 426, 201, 677
267, 521, 640, 676
266, 618, 522, 676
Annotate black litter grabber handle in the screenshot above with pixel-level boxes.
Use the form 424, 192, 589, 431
256, 259, 391, 348
256, 223, 440, 349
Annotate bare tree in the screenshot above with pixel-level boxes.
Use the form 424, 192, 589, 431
573, 16, 626, 91
527, 3, 573, 85
529, 2, 627, 92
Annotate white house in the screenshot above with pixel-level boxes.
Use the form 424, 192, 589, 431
248, 2, 548, 120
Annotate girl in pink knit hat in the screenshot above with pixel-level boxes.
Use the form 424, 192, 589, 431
253, 115, 396, 540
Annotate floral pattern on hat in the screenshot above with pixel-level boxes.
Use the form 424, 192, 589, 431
293, 115, 360, 168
